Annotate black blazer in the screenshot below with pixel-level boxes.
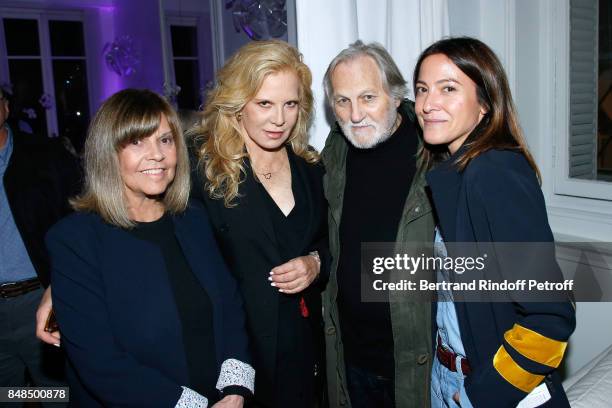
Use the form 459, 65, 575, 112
46, 202, 252, 407
3, 130, 81, 285
194, 148, 329, 405
426, 148, 575, 408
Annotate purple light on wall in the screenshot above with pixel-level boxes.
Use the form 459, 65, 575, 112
95, 4, 121, 104
62, 0, 166, 107
100, 68, 121, 100
104, 36, 140, 77
112, 0, 165, 93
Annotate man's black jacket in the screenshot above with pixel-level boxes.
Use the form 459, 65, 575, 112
3, 132, 81, 286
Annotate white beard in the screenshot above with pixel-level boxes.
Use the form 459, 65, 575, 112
339, 107, 398, 149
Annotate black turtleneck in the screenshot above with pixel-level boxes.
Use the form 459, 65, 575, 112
337, 109, 418, 377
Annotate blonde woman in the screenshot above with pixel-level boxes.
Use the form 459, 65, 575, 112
191, 40, 329, 408
46, 89, 253, 407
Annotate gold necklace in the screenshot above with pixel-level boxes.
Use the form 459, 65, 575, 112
251, 157, 286, 180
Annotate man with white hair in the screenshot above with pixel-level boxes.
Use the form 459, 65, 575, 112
321, 40, 434, 408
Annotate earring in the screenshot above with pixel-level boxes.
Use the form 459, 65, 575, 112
237, 113, 242, 121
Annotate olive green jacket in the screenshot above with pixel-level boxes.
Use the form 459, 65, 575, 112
321, 100, 435, 408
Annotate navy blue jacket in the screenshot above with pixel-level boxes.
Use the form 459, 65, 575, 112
427, 149, 576, 408
46, 202, 251, 407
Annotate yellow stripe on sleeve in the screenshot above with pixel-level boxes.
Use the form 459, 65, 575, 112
493, 345, 544, 393
504, 324, 567, 368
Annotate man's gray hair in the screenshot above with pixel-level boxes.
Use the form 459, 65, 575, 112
323, 40, 408, 105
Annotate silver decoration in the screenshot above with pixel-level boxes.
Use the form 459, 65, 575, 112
226, 0, 287, 40
103, 36, 140, 77
39, 93, 53, 110
22, 108, 37, 119
163, 81, 182, 107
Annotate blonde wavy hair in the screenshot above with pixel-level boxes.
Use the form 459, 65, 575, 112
72, 89, 190, 228
191, 40, 318, 207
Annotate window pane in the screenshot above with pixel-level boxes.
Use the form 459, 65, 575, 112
49, 20, 85, 57
3, 19, 40, 56
171, 25, 198, 57
7, 59, 47, 136
599, 0, 612, 180
52, 60, 90, 153
174, 60, 200, 110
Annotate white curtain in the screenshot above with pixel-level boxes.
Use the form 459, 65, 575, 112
296, 0, 449, 150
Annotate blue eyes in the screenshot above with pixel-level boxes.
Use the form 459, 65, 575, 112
257, 101, 298, 108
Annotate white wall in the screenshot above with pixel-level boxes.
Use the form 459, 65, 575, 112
448, 0, 516, 94
447, 0, 480, 38
448, 0, 612, 378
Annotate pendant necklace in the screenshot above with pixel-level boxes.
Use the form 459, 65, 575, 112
252, 157, 286, 181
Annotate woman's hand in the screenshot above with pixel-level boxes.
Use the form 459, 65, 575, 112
212, 395, 244, 408
35, 286, 61, 346
269, 252, 321, 294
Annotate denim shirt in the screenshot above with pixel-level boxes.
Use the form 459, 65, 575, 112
434, 227, 473, 408
0, 127, 38, 284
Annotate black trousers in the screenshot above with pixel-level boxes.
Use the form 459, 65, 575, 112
345, 364, 395, 408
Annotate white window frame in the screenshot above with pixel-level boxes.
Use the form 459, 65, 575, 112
0, 6, 91, 138
553, 0, 612, 201
164, 13, 207, 107
526, 0, 612, 242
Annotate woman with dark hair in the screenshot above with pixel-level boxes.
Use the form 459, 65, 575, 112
413, 37, 575, 407
46, 89, 253, 407
190, 40, 328, 408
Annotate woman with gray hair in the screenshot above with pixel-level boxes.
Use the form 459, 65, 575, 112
45, 89, 254, 407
